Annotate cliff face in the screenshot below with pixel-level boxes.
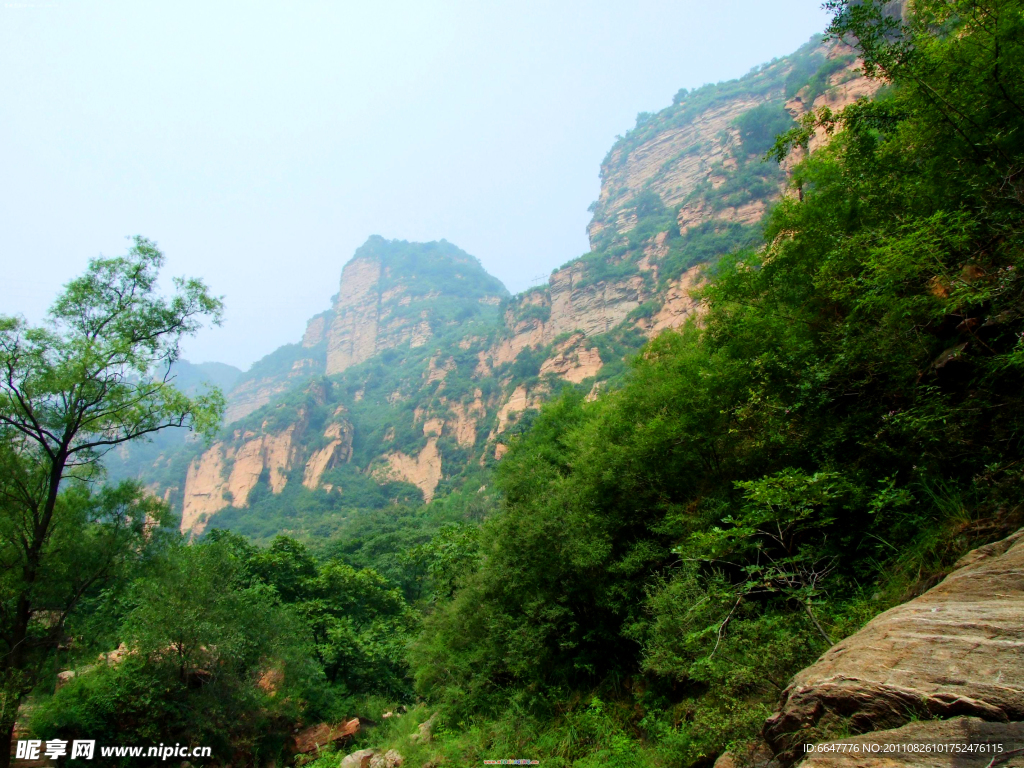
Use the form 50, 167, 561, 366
180, 405, 354, 536
326, 254, 384, 375
139, 34, 885, 540
221, 237, 508, 424
589, 96, 762, 245
588, 39, 879, 249
325, 236, 509, 377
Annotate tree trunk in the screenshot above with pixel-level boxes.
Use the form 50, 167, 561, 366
0, 709, 18, 768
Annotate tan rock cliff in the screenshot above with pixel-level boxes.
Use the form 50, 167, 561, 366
589, 98, 762, 244
327, 254, 385, 375
539, 334, 603, 384
180, 426, 299, 535
378, 434, 443, 503
180, 445, 228, 536
302, 415, 355, 490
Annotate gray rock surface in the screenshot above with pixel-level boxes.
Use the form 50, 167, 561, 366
764, 529, 1024, 757
340, 748, 377, 768
798, 717, 1024, 768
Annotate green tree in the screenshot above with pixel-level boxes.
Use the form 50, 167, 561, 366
0, 237, 223, 765
32, 539, 316, 766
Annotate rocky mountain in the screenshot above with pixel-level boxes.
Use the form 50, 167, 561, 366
128, 35, 882, 541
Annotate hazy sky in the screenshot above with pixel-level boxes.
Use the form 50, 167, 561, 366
1, 0, 831, 370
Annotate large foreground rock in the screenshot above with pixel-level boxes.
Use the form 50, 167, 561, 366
292, 717, 360, 754
764, 530, 1024, 757
799, 717, 1024, 768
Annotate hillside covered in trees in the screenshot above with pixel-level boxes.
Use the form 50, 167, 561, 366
5, 0, 1024, 766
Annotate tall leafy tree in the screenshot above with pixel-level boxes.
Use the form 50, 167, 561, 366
0, 237, 222, 765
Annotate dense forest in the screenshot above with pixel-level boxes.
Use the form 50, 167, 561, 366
2, 0, 1023, 766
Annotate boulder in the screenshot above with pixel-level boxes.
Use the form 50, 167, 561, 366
798, 717, 1024, 768
764, 529, 1024, 761
292, 718, 360, 754
55, 668, 82, 691
340, 749, 377, 768
369, 749, 404, 768
715, 741, 777, 768
410, 713, 437, 744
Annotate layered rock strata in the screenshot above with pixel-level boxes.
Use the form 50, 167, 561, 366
798, 718, 1024, 768
764, 529, 1024, 762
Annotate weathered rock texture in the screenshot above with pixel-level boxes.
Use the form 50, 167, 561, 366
327, 253, 386, 375
589, 97, 762, 244
292, 718, 360, 755
145, 36, 895, 531
324, 238, 507, 376
301, 409, 355, 490
764, 529, 1024, 758
223, 357, 321, 424
588, 45, 880, 247
784, 47, 884, 158
377, 419, 444, 503
799, 717, 1024, 768
301, 312, 331, 348
540, 334, 603, 384
180, 427, 299, 536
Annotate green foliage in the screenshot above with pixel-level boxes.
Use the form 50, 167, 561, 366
27, 6, 1024, 766
0, 237, 223, 750
659, 221, 760, 286
510, 345, 546, 380
32, 533, 418, 764
32, 539, 316, 766
358, 235, 509, 300
734, 102, 796, 156
604, 37, 825, 174
512, 302, 552, 325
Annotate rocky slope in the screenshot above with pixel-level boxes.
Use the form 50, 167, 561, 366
129, 34, 883, 540
750, 528, 1024, 768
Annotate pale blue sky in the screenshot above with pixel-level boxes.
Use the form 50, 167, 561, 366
1, 0, 831, 369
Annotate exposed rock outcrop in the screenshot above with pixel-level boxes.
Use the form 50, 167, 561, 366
223, 357, 321, 424
180, 445, 228, 536
494, 385, 546, 435
341, 749, 377, 768
301, 312, 331, 348
146, 38, 895, 532
763, 529, 1024, 762
447, 392, 485, 448
369, 750, 404, 768
637, 263, 705, 335
377, 418, 444, 503
784, 49, 884, 158
292, 718, 360, 755
539, 334, 603, 383
179, 427, 297, 535
492, 264, 647, 367
589, 97, 762, 244
327, 253, 385, 375
325, 238, 508, 376
302, 412, 354, 490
